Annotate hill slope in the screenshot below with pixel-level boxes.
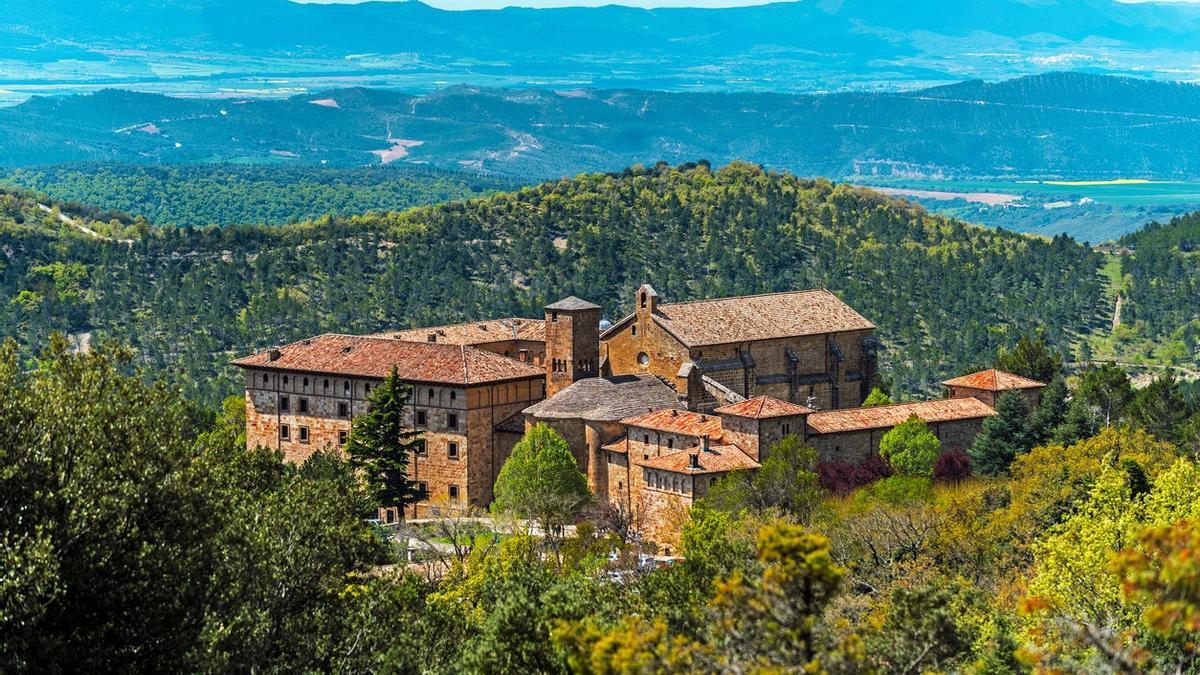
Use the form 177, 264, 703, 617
0, 163, 1104, 404
3, 74, 1199, 183
3, 0, 1200, 102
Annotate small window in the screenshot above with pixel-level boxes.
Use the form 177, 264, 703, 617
262, 373, 269, 385
782, 423, 790, 435
640, 292, 647, 308
385, 509, 396, 524
279, 425, 290, 440
323, 379, 329, 391
283, 376, 289, 385
551, 311, 559, 322
637, 352, 649, 367
416, 410, 427, 426
338, 430, 348, 446
448, 442, 459, 459
449, 484, 460, 501
298, 426, 310, 443
631, 324, 637, 336
450, 391, 457, 401
299, 398, 309, 413
279, 396, 290, 412
344, 381, 350, 394
302, 377, 309, 388
338, 401, 349, 417
618, 481, 623, 491
364, 384, 371, 394
428, 389, 435, 401
667, 438, 674, 449
447, 413, 458, 430
417, 481, 428, 495
415, 439, 427, 456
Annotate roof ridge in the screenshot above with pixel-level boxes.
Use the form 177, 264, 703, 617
658, 287, 831, 309
809, 397, 980, 415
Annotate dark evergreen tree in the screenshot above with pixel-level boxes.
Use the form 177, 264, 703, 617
345, 366, 427, 516
1078, 363, 1135, 427
995, 335, 1062, 384
1052, 396, 1100, 446
1030, 375, 1069, 445
969, 391, 1032, 476
1128, 373, 1191, 443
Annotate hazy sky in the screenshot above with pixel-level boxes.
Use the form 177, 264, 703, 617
294, 0, 1200, 9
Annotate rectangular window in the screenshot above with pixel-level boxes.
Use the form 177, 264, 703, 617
338, 401, 349, 418
447, 413, 458, 430
298, 398, 309, 413
414, 439, 427, 456
338, 430, 348, 446
279, 396, 290, 412
448, 442, 459, 459
417, 481, 428, 496
299, 426, 310, 443
782, 423, 790, 435
385, 509, 396, 524
416, 410, 427, 426
449, 484, 460, 501
279, 424, 290, 440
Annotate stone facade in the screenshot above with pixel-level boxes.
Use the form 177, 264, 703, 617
544, 297, 602, 398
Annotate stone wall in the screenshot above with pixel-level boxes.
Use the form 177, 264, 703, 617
806, 417, 989, 463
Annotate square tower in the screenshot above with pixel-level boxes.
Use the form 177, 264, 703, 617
545, 296, 602, 397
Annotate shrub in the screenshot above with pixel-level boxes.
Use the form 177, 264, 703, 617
933, 449, 972, 484
817, 453, 892, 494
879, 415, 941, 477
853, 476, 933, 507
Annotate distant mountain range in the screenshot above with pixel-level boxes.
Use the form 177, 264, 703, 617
3, 73, 1200, 181
3, 0, 1200, 104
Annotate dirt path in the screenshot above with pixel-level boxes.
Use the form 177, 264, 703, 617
1112, 294, 1123, 331
38, 203, 134, 244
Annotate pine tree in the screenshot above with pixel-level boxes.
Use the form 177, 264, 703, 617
1051, 396, 1099, 446
345, 366, 427, 517
1030, 375, 1068, 445
969, 391, 1032, 476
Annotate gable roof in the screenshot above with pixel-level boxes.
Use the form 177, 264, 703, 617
637, 444, 760, 475
603, 289, 874, 347
370, 317, 545, 345
805, 398, 996, 435
942, 369, 1046, 392
621, 408, 724, 439
523, 375, 682, 422
715, 395, 813, 419
232, 334, 544, 385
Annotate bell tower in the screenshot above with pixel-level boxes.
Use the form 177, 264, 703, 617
544, 296, 602, 397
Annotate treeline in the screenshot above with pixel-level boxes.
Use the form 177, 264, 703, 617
0, 162, 1105, 404
1, 163, 523, 227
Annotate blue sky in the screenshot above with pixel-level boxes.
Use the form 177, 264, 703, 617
294, 0, 1199, 8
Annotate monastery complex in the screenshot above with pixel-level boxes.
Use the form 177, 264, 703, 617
234, 285, 1045, 545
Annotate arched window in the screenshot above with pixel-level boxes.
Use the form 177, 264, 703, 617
637, 352, 649, 367
428, 389, 435, 400
302, 377, 309, 388
262, 374, 269, 385
282, 375, 289, 385
323, 379, 329, 390
640, 292, 647, 308
343, 381, 350, 394
450, 391, 457, 401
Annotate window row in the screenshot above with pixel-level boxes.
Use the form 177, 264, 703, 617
263, 373, 372, 396
413, 481, 463, 503
412, 439, 460, 460
278, 425, 350, 446
414, 409, 458, 430
278, 395, 351, 418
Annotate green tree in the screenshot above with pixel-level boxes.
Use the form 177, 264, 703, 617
1128, 373, 1191, 443
492, 424, 591, 537
996, 335, 1062, 383
1051, 395, 1099, 446
345, 366, 427, 516
969, 391, 1032, 476
1078, 363, 1134, 427
879, 414, 941, 477
1030, 375, 1068, 445
862, 387, 892, 407
704, 436, 823, 519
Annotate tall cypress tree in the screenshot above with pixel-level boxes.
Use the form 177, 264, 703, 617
969, 391, 1032, 476
346, 367, 427, 516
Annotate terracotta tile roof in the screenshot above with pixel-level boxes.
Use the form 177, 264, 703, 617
638, 444, 760, 475
369, 318, 545, 345
545, 296, 601, 311
232, 334, 544, 385
942, 369, 1046, 392
602, 437, 629, 454
620, 408, 725, 439
715, 395, 813, 419
643, 289, 874, 347
523, 375, 682, 422
806, 398, 996, 435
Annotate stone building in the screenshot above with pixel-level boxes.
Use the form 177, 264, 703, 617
233, 333, 545, 520
943, 369, 1046, 410
804, 398, 997, 460
372, 317, 546, 365
599, 285, 878, 411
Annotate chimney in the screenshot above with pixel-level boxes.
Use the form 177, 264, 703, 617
427, 332, 437, 342
689, 449, 701, 470
267, 348, 281, 361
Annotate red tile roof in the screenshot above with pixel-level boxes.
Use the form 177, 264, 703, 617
602, 437, 629, 454
806, 398, 996, 434
232, 334, 544, 385
637, 444, 760, 474
715, 395, 813, 419
643, 289, 874, 347
369, 317, 545, 345
942, 369, 1046, 392
620, 408, 724, 439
